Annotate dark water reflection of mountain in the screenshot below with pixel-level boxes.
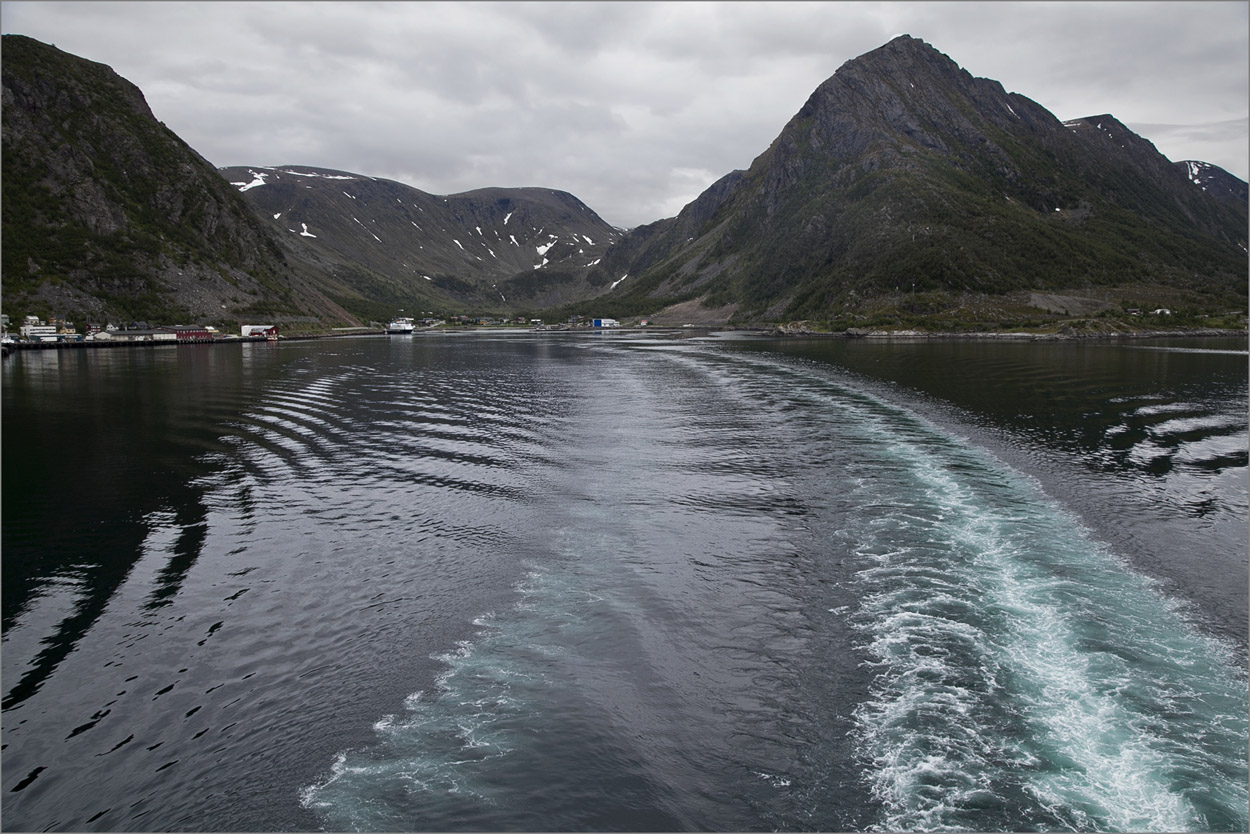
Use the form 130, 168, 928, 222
3, 334, 1245, 832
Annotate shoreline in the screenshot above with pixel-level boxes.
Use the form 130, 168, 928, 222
769, 326, 1250, 341
4, 325, 1246, 355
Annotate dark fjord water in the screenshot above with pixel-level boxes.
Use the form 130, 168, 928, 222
2, 333, 1246, 832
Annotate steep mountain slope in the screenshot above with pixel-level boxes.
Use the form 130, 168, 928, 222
590, 36, 1247, 323
4, 33, 1243, 331
1, 34, 621, 328
1, 34, 358, 327
1177, 159, 1250, 207
218, 165, 623, 314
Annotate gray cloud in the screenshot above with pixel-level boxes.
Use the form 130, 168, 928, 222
3, 1, 1245, 229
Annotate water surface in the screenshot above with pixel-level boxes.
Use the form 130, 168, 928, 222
3, 333, 1245, 832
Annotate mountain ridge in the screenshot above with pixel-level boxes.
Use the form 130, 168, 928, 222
582, 35, 1246, 325
216, 163, 624, 319
1, 34, 366, 327
1, 35, 628, 328
2, 33, 1245, 331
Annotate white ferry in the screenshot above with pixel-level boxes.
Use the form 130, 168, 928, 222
386, 317, 415, 335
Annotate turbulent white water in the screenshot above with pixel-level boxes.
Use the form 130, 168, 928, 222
299, 340, 1248, 833
4, 335, 1245, 832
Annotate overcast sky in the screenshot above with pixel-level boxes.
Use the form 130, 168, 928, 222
3, 1, 1246, 229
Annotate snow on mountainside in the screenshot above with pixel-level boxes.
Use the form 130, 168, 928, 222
587, 36, 1247, 324
219, 164, 624, 312
3, 32, 1245, 329
1177, 159, 1250, 206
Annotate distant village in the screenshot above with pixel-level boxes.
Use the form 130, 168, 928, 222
2, 314, 280, 345
1, 312, 631, 349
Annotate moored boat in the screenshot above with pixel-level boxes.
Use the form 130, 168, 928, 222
386, 317, 415, 334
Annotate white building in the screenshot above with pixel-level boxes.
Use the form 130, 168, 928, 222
20, 323, 58, 342
242, 325, 278, 337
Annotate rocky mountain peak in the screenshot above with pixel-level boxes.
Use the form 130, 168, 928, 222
2, 33, 358, 326
3, 32, 1245, 330
592, 35, 1246, 323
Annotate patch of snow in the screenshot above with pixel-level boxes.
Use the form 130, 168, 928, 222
1004, 101, 1018, 118
586, 258, 601, 267
510, 235, 519, 246
283, 170, 355, 180
503, 212, 513, 225
298, 222, 316, 238
273, 213, 281, 219
610, 274, 628, 290
343, 191, 356, 199
536, 240, 556, 256
581, 234, 594, 245
476, 226, 483, 236
533, 258, 549, 270
454, 239, 465, 251
237, 171, 269, 191
1185, 161, 1211, 189
424, 275, 432, 280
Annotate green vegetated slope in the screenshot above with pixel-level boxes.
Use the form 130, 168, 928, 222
3, 33, 1245, 331
1, 35, 622, 328
589, 36, 1247, 326
219, 166, 624, 320
1, 34, 363, 327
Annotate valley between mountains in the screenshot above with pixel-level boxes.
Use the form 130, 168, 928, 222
3, 33, 1246, 335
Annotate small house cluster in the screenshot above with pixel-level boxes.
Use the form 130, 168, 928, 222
2, 315, 279, 344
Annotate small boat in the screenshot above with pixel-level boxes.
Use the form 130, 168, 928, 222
386, 317, 415, 334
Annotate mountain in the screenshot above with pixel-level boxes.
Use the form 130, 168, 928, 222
1, 34, 359, 327
588, 36, 1247, 324
217, 165, 623, 317
1, 35, 620, 328
1176, 159, 1249, 207
4, 33, 1245, 331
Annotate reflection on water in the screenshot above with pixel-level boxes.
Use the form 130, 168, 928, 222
2, 334, 1245, 832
